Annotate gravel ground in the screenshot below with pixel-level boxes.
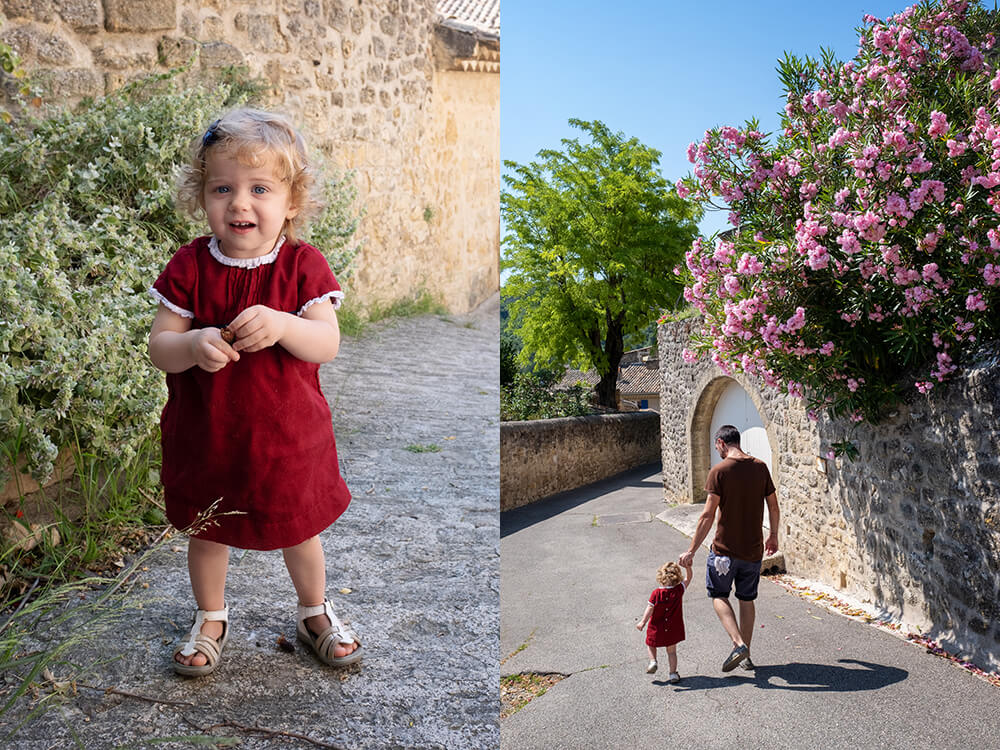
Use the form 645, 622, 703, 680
1, 295, 500, 750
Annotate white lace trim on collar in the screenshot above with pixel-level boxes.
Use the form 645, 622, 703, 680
208, 234, 285, 268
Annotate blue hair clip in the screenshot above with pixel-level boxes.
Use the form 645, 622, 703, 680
202, 119, 221, 148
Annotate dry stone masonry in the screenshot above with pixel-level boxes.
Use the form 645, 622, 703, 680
500, 412, 661, 511
658, 317, 1000, 673
0, 0, 499, 313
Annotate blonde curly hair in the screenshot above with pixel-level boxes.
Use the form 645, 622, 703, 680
176, 108, 319, 242
656, 561, 682, 587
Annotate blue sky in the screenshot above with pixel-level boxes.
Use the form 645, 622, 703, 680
501, 0, 910, 240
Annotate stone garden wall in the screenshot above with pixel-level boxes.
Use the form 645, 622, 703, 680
0, 0, 499, 313
658, 317, 1000, 672
500, 411, 661, 511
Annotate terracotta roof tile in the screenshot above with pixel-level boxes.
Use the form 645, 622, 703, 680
437, 0, 499, 34
617, 363, 660, 395
557, 360, 660, 395
558, 369, 600, 389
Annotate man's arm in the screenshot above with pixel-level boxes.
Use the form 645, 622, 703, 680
764, 491, 780, 556
679, 493, 720, 567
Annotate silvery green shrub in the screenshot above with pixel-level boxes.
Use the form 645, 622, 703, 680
0, 76, 360, 484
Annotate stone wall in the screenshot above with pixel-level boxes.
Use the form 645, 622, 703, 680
500, 411, 661, 511
0, 0, 499, 313
658, 317, 1000, 672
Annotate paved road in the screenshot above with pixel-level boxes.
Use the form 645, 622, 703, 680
3, 295, 499, 749
500, 464, 1000, 750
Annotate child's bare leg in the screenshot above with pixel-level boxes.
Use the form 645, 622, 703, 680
666, 644, 678, 674
646, 645, 658, 662
283, 535, 357, 657
176, 537, 229, 667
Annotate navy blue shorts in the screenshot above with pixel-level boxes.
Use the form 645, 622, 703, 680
706, 548, 761, 601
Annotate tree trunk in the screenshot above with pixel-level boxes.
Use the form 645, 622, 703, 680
594, 317, 625, 409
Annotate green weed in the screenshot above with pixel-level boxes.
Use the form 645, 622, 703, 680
404, 444, 442, 453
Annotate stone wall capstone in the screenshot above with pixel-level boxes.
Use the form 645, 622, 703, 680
500, 411, 661, 511
0, 0, 499, 313
658, 317, 1000, 673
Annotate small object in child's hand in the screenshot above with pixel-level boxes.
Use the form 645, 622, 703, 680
276, 634, 295, 653
219, 326, 236, 345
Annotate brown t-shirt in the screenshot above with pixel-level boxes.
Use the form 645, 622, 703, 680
705, 456, 776, 562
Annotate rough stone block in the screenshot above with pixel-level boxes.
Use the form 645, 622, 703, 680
349, 6, 363, 34
105, 0, 176, 32
199, 41, 243, 69
201, 15, 224, 41
325, 0, 347, 30
158, 36, 197, 68
1, 25, 75, 65
315, 71, 339, 90
57, 0, 101, 32
92, 42, 156, 70
247, 14, 288, 52
299, 92, 324, 121
380, 14, 398, 36
2, 0, 52, 20
38, 67, 102, 98
179, 9, 199, 37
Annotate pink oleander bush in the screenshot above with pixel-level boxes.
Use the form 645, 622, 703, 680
676, 0, 1000, 435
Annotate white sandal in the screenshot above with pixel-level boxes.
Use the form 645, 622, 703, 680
296, 599, 362, 666
173, 605, 229, 677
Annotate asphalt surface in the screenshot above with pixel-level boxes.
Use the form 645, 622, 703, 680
2, 295, 500, 749
500, 463, 1000, 750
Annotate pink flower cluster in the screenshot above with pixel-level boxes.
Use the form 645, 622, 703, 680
678, 0, 1000, 422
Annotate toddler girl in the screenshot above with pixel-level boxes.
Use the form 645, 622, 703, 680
148, 108, 361, 676
635, 559, 692, 682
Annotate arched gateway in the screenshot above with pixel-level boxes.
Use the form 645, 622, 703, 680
688, 376, 776, 504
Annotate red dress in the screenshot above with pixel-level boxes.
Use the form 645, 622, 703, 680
645, 583, 686, 648
151, 235, 351, 551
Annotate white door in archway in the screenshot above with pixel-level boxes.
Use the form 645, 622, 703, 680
709, 381, 773, 470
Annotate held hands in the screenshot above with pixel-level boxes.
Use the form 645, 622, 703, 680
190, 327, 239, 372
678, 551, 695, 568
227, 305, 289, 353
188, 305, 287, 372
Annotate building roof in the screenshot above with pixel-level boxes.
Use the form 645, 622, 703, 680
437, 0, 499, 35
557, 360, 660, 396
617, 363, 660, 396
558, 369, 600, 389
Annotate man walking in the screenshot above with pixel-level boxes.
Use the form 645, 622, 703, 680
679, 424, 779, 671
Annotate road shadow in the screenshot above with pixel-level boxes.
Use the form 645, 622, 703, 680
500, 462, 662, 537
657, 659, 907, 692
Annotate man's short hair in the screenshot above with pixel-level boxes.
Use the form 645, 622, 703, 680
715, 424, 741, 446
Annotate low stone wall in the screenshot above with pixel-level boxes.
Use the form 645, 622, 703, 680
658, 317, 1000, 672
500, 412, 660, 511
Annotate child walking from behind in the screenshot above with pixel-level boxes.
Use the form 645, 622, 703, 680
148, 108, 361, 676
636, 559, 692, 682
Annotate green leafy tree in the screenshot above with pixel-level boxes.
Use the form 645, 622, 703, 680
502, 119, 700, 407
500, 332, 520, 385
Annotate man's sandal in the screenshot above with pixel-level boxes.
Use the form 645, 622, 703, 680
296, 599, 363, 667
173, 605, 229, 677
